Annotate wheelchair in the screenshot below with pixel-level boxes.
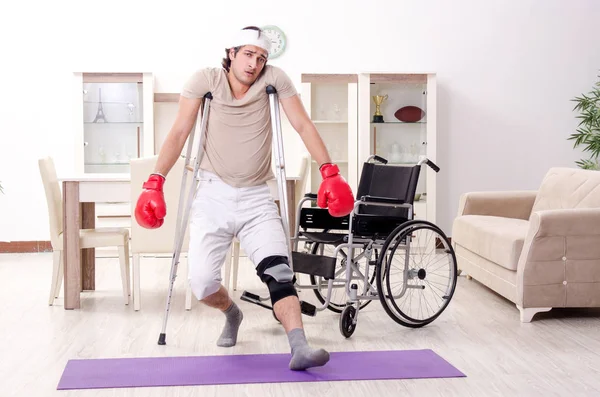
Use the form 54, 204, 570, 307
282, 154, 458, 338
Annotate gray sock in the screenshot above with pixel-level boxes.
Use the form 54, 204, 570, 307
217, 301, 243, 347
287, 328, 330, 371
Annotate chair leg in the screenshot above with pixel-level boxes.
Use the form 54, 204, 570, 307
48, 250, 62, 305
223, 245, 232, 292
118, 244, 129, 305
125, 241, 131, 297
56, 251, 64, 298
185, 257, 193, 311
133, 254, 141, 311
232, 241, 240, 291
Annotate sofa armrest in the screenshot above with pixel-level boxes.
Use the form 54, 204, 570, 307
529, 208, 600, 236
457, 190, 537, 220
516, 208, 600, 307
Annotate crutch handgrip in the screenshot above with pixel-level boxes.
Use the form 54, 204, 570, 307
266, 85, 277, 95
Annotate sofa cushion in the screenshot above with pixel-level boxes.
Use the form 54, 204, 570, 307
452, 215, 530, 271
531, 167, 600, 214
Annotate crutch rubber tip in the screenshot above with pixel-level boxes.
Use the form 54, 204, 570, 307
158, 333, 166, 345
266, 85, 277, 94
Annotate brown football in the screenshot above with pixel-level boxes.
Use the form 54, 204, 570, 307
394, 106, 425, 122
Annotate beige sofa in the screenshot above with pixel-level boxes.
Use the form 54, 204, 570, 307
452, 167, 600, 322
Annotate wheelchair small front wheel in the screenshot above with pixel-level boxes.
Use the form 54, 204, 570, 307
339, 305, 357, 338
309, 242, 376, 313
376, 220, 458, 328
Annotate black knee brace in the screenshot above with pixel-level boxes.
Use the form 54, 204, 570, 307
256, 255, 298, 306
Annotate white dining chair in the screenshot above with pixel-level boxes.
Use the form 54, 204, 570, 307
39, 156, 131, 306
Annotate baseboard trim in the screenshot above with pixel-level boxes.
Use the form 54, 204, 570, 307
436, 236, 452, 248
0, 241, 53, 253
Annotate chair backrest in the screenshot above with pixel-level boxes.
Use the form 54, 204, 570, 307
130, 155, 192, 254
356, 162, 421, 217
530, 167, 600, 214
38, 156, 63, 249
295, 154, 311, 207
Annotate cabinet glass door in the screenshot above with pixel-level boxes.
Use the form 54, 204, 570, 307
369, 80, 427, 165
81, 76, 145, 174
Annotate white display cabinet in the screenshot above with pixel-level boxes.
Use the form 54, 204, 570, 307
73, 72, 155, 174
357, 72, 437, 223
300, 74, 359, 195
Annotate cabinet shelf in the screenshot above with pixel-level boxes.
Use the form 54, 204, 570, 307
84, 122, 143, 125
371, 121, 426, 124
85, 162, 130, 166
313, 120, 348, 124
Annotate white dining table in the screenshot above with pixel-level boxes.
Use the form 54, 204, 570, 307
58, 173, 299, 310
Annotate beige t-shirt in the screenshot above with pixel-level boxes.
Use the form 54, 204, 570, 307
180, 65, 298, 187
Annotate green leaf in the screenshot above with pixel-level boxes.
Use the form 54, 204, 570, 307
568, 74, 600, 170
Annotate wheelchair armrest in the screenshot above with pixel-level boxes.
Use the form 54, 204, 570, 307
304, 193, 318, 199
360, 195, 406, 205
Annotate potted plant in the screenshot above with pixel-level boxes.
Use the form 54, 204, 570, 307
568, 72, 600, 170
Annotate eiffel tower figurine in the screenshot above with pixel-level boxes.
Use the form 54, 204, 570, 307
93, 88, 107, 123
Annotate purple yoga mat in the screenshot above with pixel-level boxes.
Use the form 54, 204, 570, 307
57, 349, 465, 390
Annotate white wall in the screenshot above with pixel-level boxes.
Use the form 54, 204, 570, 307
1, 0, 599, 242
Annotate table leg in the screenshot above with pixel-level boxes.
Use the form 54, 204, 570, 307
81, 202, 95, 291
63, 181, 81, 309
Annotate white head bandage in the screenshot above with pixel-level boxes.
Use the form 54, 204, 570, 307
227, 29, 271, 55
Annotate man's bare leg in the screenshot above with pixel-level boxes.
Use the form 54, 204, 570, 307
273, 295, 303, 332
201, 285, 243, 347
274, 295, 330, 370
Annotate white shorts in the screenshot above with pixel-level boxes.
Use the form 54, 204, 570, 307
187, 170, 289, 300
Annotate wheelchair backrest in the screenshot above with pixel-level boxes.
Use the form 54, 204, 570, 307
356, 163, 421, 217
299, 207, 350, 231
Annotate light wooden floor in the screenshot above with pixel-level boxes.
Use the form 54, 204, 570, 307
2, 252, 600, 397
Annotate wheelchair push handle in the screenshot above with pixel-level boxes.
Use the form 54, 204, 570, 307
417, 156, 440, 172
367, 155, 388, 164
426, 159, 440, 172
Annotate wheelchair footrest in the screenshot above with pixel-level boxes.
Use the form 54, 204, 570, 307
291, 251, 336, 280
240, 290, 317, 317
300, 301, 316, 317
240, 291, 272, 310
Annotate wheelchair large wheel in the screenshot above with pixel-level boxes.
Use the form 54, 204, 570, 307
376, 219, 457, 328
309, 242, 377, 313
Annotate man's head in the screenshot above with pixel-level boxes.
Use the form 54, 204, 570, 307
222, 26, 271, 86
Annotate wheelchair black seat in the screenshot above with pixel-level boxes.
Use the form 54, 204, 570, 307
299, 231, 347, 245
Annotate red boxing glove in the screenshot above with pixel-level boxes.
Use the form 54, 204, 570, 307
135, 174, 167, 229
317, 163, 355, 217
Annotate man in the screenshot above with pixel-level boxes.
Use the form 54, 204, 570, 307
134, 26, 354, 371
